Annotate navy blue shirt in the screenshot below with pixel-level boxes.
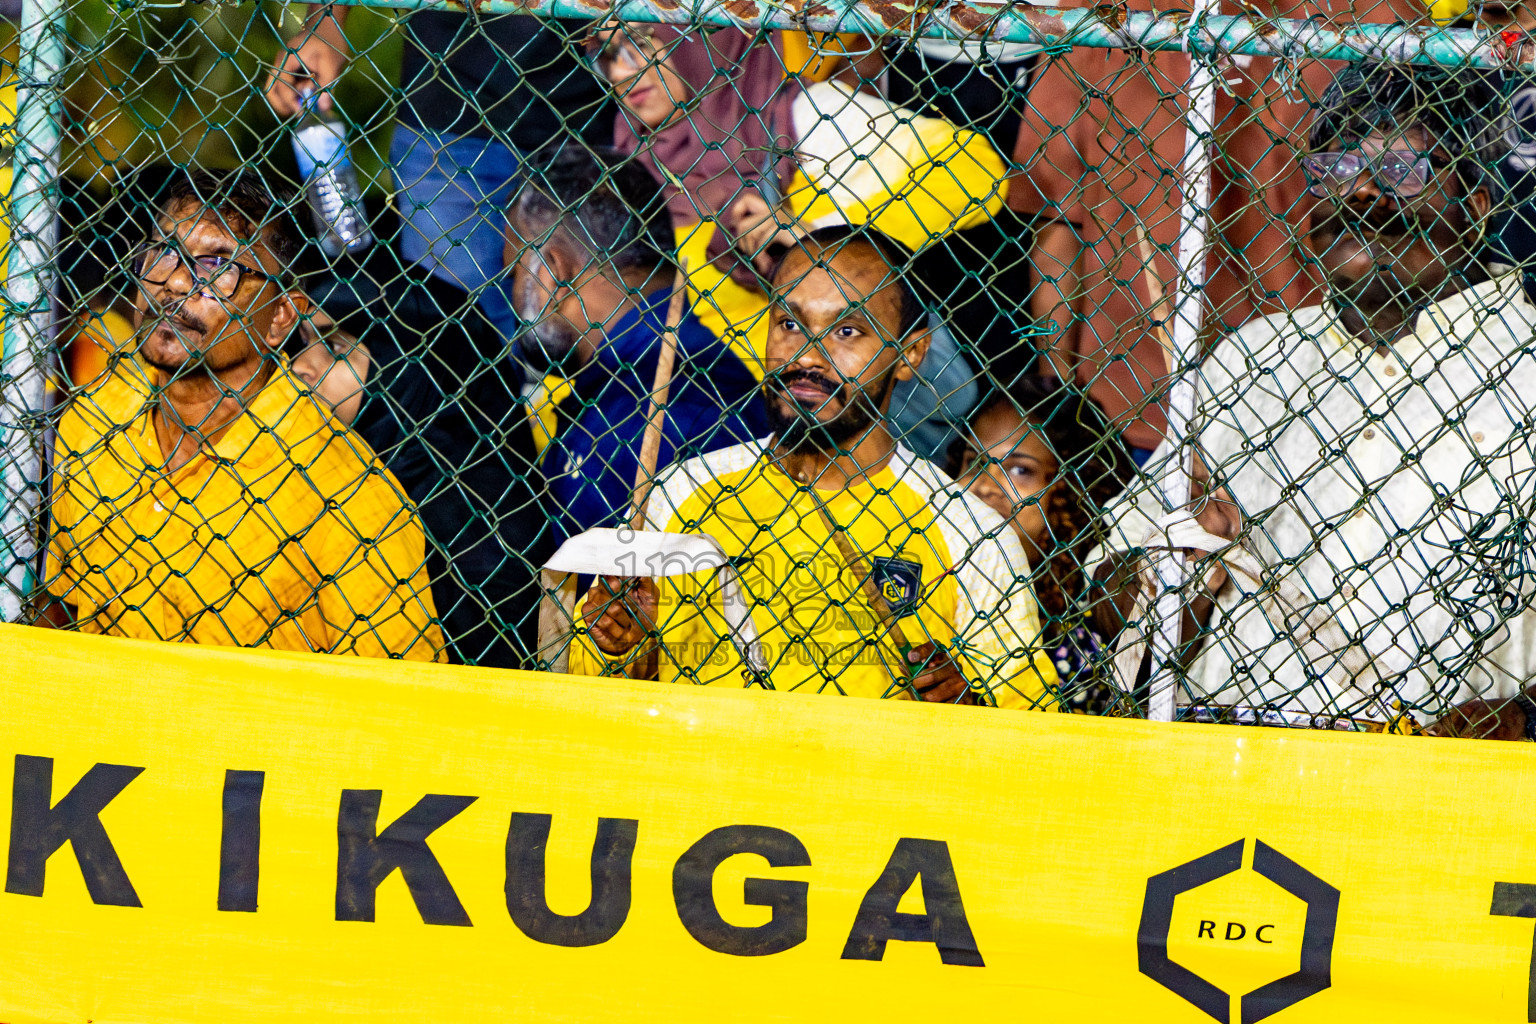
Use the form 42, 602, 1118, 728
543, 289, 768, 544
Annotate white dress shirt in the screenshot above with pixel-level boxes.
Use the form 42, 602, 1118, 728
1101, 272, 1536, 720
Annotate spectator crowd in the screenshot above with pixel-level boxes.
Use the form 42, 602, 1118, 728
28, 0, 1536, 739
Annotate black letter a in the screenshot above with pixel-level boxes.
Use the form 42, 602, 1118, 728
841, 838, 984, 966
5, 754, 144, 906
506, 813, 638, 946
335, 790, 476, 926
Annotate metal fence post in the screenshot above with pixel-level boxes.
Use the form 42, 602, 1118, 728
0, 0, 64, 622
1145, 2, 1220, 722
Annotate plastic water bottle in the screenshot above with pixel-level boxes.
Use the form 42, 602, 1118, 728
291, 88, 374, 258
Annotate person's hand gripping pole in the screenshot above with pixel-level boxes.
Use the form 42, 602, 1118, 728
574, 263, 691, 677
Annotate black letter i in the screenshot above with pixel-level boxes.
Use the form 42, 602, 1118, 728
218, 770, 265, 912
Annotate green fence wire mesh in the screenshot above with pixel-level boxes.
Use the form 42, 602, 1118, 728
5, 0, 1536, 735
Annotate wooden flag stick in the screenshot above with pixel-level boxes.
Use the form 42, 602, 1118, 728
630, 260, 690, 531
1134, 223, 1179, 378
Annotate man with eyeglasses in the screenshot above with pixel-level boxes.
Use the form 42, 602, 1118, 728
1092, 62, 1536, 734
39, 169, 445, 661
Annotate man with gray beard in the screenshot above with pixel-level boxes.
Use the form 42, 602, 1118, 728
504, 148, 765, 546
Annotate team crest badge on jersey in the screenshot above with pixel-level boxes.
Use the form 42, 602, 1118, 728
869, 557, 923, 615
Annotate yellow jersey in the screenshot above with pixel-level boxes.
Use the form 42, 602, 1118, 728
573, 442, 1058, 708
45, 361, 444, 661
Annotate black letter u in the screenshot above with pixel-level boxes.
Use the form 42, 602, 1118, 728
506, 813, 638, 947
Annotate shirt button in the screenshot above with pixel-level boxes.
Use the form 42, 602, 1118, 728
1383, 366, 1397, 377
1341, 585, 1356, 598
1473, 431, 1486, 443
1363, 428, 1376, 440
1354, 509, 1366, 518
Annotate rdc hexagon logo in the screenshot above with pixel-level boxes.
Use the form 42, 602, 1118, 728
1138, 839, 1339, 1023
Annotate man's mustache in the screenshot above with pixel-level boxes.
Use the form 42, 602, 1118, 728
1314, 203, 1421, 240
141, 300, 208, 336
769, 369, 844, 402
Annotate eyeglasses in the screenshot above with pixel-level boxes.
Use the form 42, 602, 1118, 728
1299, 150, 1452, 199
128, 241, 283, 299
590, 26, 656, 76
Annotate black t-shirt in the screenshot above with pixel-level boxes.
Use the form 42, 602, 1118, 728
397, 11, 614, 151
310, 254, 554, 668
1493, 72, 1536, 269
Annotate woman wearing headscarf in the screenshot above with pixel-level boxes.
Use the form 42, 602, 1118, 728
594, 24, 1009, 455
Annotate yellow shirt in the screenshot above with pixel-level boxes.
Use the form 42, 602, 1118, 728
45, 361, 444, 660
572, 443, 1058, 708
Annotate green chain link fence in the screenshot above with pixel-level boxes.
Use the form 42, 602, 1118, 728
4, 0, 1534, 734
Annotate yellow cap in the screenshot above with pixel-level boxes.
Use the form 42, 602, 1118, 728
1429, 0, 1470, 23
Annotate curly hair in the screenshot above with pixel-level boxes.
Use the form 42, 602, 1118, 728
510, 146, 675, 277
948, 377, 1134, 638
1308, 62, 1513, 202
153, 167, 304, 277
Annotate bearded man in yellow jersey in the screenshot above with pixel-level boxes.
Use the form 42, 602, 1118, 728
577, 226, 1058, 707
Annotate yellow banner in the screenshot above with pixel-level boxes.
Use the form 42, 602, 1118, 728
3, 623, 1536, 1023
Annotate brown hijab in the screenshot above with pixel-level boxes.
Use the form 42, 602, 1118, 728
611, 26, 800, 226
